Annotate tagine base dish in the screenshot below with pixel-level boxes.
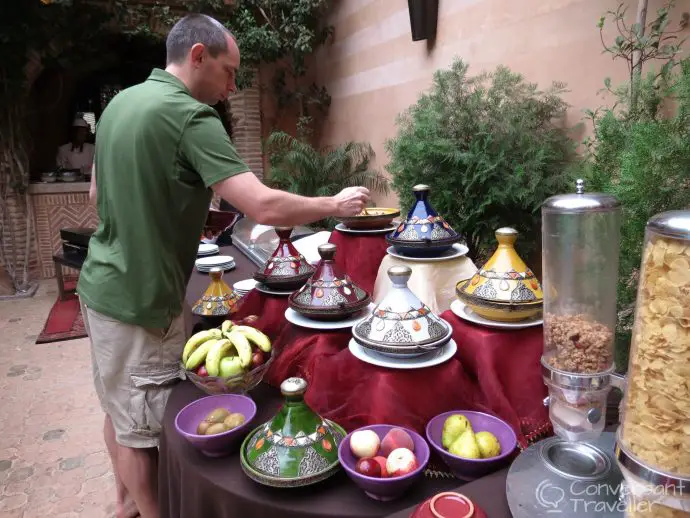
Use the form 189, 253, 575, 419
455, 290, 542, 322
252, 272, 312, 291
386, 243, 469, 262
334, 223, 397, 235
239, 418, 347, 488
284, 304, 374, 329
254, 283, 295, 296
386, 237, 461, 258
348, 338, 456, 369
450, 300, 543, 329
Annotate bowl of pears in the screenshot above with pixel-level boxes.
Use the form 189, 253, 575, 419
175, 394, 257, 457
425, 411, 517, 481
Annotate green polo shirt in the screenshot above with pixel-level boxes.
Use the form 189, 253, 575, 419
77, 69, 250, 329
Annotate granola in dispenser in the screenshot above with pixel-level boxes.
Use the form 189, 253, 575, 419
544, 313, 614, 373
620, 237, 690, 476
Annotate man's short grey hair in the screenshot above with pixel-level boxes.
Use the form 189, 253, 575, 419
166, 13, 232, 65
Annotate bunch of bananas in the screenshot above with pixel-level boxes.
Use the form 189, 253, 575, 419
182, 320, 272, 378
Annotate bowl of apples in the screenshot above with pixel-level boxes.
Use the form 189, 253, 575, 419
425, 411, 517, 481
182, 318, 274, 395
337, 424, 429, 501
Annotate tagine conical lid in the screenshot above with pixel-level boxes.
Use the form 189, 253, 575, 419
456, 228, 543, 322
289, 244, 370, 320
240, 377, 346, 487
253, 227, 315, 289
353, 266, 451, 351
387, 184, 461, 249
192, 267, 242, 317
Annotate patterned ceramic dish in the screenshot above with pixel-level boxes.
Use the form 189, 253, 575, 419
192, 267, 243, 317
253, 227, 316, 290
456, 227, 543, 322
352, 265, 451, 357
288, 243, 371, 321
338, 207, 401, 230
386, 185, 462, 257
240, 377, 346, 488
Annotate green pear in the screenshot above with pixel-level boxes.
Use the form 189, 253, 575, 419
475, 431, 501, 458
449, 430, 481, 459
442, 414, 473, 449
219, 356, 244, 377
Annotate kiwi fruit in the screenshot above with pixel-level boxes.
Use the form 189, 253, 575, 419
223, 413, 246, 429
205, 422, 230, 435
205, 407, 231, 424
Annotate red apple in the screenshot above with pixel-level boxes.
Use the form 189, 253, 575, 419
355, 457, 382, 478
386, 448, 418, 477
251, 350, 265, 368
372, 456, 389, 478
380, 427, 415, 457
349, 429, 381, 459
196, 365, 209, 377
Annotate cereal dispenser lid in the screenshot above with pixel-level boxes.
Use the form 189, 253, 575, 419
542, 179, 620, 213
647, 210, 690, 240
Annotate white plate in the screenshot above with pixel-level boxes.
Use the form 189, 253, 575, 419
198, 244, 219, 255
195, 255, 234, 267
348, 338, 457, 369
254, 283, 295, 296
233, 279, 258, 292
284, 304, 375, 330
196, 264, 235, 273
335, 223, 397, 235
450, 299, 543, 329
386, 243, 469, 262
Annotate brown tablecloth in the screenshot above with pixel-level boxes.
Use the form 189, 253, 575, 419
159, 381, 469, 518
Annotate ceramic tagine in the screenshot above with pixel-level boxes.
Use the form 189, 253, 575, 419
386, 184, 462, 256
337, 207, 401, 230
240, 377, 347, 488
352, 266, 452, 357
191, 267, 243, 317
455, 227, 543, 322
288, 243, 371, 321
253, 227, 316, 290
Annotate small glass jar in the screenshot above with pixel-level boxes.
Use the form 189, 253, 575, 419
541, 179, 621, 375
618, 210, 690, 478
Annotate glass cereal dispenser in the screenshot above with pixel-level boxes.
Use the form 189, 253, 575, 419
615, 210, 690, 517
541, 179, 624, 443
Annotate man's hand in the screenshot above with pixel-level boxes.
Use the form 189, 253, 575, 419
333, 187, 371, 217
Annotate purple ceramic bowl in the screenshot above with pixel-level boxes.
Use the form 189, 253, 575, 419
426, 411, 517, 481
337, 424, 430, 501
175, 394, 257, 457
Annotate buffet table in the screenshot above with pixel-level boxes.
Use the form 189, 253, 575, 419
165, 232, 550, 517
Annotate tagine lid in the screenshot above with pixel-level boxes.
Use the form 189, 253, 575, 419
240, 377, 346, 487
353, 266, 451, 348
254, 227, 315, 281
387, 185, 461, 245
192, 268, 243, 316
458, 227, 543, 304
289, 244, 370, 314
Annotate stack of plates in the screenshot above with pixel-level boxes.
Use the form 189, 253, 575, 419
195, 255, 235, 273
233, 279, 257, 297
198, 243, 219, 256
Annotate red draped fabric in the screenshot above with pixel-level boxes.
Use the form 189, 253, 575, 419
228, 233, 551, 448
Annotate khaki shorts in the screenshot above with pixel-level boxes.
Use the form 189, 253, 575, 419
80, 301, 186, 448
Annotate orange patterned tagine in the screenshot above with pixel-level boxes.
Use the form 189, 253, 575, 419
288, 243, 371, 321
192, 267, 243, 317
253, 227, 316, 290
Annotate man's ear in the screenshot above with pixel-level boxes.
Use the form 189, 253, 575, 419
190, 43, 206, 67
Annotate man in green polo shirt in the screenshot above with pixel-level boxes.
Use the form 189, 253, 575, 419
78, 13, 369, 518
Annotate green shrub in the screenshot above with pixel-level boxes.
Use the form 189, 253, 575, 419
384, 58, 578, 262
265, 131, 390, 229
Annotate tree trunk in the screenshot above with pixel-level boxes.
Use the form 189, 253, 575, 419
632, 0, 649, 76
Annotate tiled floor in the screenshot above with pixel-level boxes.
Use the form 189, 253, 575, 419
0, 280, 115, 517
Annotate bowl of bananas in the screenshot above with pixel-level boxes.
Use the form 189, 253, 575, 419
181, 318, 274, 395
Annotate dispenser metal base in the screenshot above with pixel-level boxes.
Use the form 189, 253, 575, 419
507, 432, 625, 517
